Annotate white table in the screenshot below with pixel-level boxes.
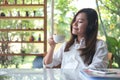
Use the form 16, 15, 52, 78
0, 68, 120, 80
0, 69, 86, 80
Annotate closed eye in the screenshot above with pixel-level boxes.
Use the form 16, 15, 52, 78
78, 20, 83, 23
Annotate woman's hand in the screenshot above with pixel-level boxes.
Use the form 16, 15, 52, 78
48, 36, 56, 48
44, 36, 56, 65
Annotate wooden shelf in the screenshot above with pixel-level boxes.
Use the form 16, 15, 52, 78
0, 4, 44, 9
0, 53, 45, 56
0, 0, 47, 57
0, 16, 44, 20
0, 29, 44, 31
0, 41, 44, 43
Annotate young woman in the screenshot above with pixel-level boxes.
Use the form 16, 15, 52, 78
44, 8, 108, 69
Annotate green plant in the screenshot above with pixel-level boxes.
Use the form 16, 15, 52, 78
96, 0, 120, 68
0, 0, 2, 2
53, 0, 77, 39
54, 23, 66, 35
106, 36, 120, 68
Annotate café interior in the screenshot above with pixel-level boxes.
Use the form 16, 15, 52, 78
0, 0, 120, 80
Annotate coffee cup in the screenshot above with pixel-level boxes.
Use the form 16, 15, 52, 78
53, 34, 65, 43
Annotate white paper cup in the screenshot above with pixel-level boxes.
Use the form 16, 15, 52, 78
53, 34, 65, 43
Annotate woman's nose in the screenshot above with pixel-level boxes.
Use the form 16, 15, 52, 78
73, 21, 78, 26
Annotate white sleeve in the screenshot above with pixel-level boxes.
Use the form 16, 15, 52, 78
88, 40, 108, 69
43, 42, 66, 68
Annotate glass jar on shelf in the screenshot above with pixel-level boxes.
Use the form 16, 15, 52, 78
38, 34, 41, 41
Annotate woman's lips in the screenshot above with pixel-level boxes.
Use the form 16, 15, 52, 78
73, 27, 78, 31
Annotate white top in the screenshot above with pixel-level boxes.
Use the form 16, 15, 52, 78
44, 39, 108, 69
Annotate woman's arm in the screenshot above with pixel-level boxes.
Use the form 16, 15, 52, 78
43, 36, 65, 68
44, 36, 56, 65
88, 40, 108, 69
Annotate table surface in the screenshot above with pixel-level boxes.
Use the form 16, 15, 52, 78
0, 68, 120, 80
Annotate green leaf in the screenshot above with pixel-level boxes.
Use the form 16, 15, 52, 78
106, 36, 118, 54
118, 40, 120, 49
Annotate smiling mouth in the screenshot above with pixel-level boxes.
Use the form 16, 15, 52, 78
73, 28, 78, 31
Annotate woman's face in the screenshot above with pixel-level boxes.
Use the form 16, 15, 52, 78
72, 12, 88, 36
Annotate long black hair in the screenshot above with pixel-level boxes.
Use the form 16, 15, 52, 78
64, 8, 98, 65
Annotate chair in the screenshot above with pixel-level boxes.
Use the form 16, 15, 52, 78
53, 64, 61, 68
108, 52, 113, 68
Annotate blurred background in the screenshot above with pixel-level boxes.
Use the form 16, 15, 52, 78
0, 0, 120, 68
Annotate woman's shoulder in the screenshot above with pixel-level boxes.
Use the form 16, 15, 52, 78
96, 39, 107, 47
